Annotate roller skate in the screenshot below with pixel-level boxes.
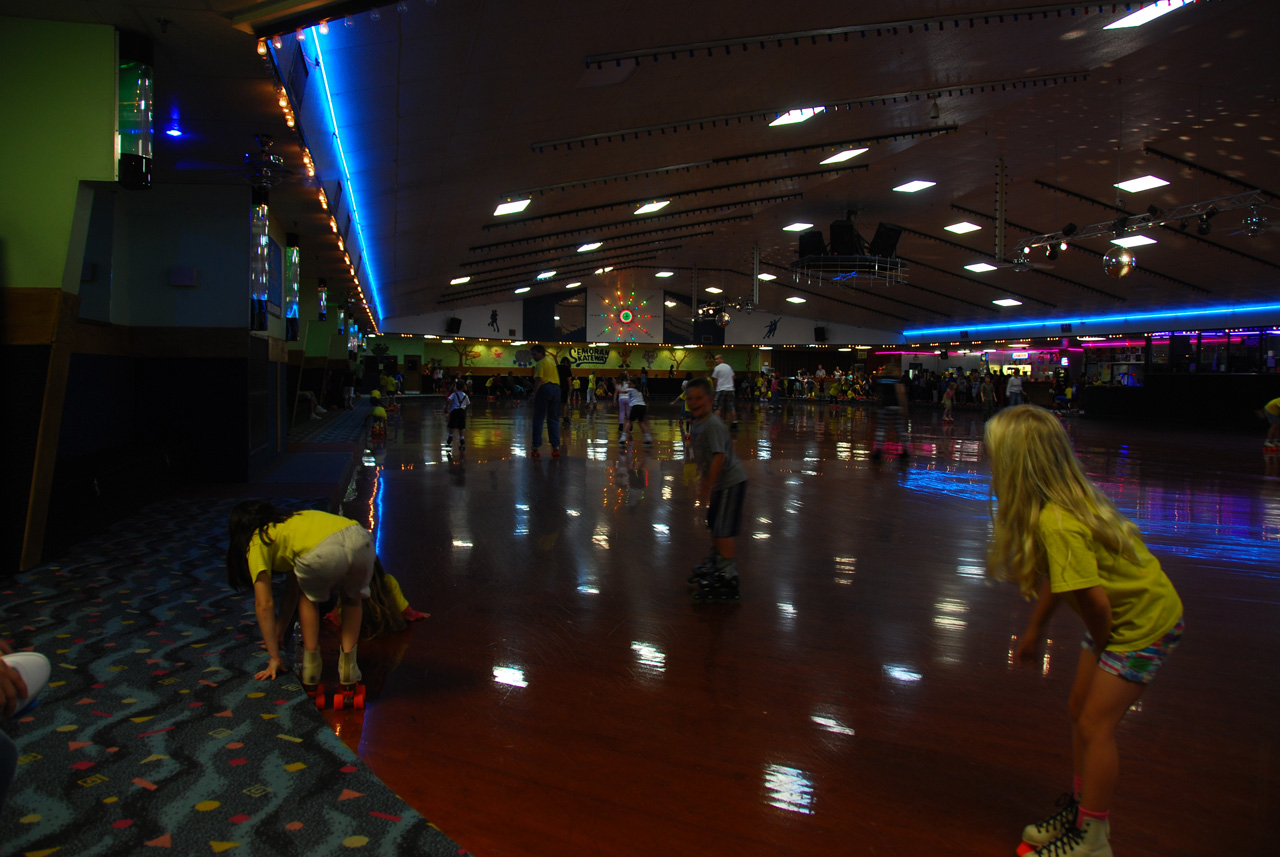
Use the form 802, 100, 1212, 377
692, 560, 741, 604
2, 651, 51, 717
300, 645, 326, 709
333, 646, 366, 710
1018, 793, 1080, 854
687, 553, 719, 585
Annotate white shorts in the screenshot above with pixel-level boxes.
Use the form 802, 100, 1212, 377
294, 525, 375, 603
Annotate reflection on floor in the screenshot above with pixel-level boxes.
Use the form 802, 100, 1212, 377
0, 497, 472, 857
337, 398, 1280, 857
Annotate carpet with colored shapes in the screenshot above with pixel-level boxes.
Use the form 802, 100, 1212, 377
0, 498, 471, 857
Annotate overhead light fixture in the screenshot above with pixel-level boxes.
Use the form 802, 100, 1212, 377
705, 286, 723, 294
655, 271, 675, 278
770, 107, 825, 126
758, 273, 778, 281
839, 347, 853, 352
1061, 222, 1078, 237
1104, 0, 1191, 29
494, 198, 532, 216
944, 222, 982, 234
993, 298, 1023, 307
1113, 175, 1169, 193
536, 270, 556, 280
664, 300, 677, 307
893, 180, 936, 193
783, 222, 814, 232
565, 282, 582, 289
514, 287, 531, 294
906, 301, 1280, 339
964, 262, 998, 273
820, 147, 868, 164
786, 296, 807, 304
440, 339, 454, 344
1110, 235, 1158, 248
165, 127, 183, 137
577, 242, 603, 252
318, 20, 330, 35
635, 200, 671, 215
449, 276, 471, 285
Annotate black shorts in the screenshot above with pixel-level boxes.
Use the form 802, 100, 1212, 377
627, 404, 647, 423
447, 409, 467, 430
707, 481, 747, 539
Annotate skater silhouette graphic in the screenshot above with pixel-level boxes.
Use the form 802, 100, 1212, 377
488, 310, 500, 333
763, 318, 780, 339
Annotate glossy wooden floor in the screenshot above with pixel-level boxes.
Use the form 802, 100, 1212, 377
324, 398, 1279, 857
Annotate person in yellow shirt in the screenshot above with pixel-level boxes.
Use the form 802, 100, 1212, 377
226, 503, 376, 688
529, 344, 562, 458
1263, 396, 1280, 449
985, 405, 1183, 857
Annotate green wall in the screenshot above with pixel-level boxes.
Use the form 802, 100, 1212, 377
0, 18, 117, 291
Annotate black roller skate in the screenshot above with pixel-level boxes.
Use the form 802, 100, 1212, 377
693, 563, 741, 604
687, 553, 719, 585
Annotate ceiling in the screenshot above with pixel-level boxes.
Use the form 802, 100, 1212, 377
7, 0, 1279, 335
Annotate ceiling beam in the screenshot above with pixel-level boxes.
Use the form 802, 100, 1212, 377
896, 256, 1054, 309
1142, 146, 1279, 202
471, 213, 758, 252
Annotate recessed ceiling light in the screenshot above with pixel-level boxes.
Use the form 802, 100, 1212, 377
514, 287, 531, 294
964, 262, 999, 273
655, 271, 675, 278
893, 180, 937, 193
757, 273, 778, 281
786, 296, 807, 304
1110, 234, 1158, 248
536, 270, 556, 280
783, 222, 814, 232
635, 200, 671, 215
440, 339, 454, 344
705, 286, 723, 294
1113, 175, 1169, 193
770, 107, 826, 126
565, 282, 582, 289
992, 298, 1023, 307
449, 276, 471, 285
664, 300, 677, 307
838, 347, 853, 352
820, 147, 869, 164
944, 222, 982, 234
494, 198, 531, 216
1104, 0, 1190, 29
553, 315, 561, 320
577, 242, 603, 252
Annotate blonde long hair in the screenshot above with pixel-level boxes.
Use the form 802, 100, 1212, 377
984, 405, 1140, 598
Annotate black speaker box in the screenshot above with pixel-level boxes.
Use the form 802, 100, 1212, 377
869, 223, 903, 258
445, 317, 462, 334
829, 220, 865, 255
814, 326, 828, 343
798, 230, 826, 257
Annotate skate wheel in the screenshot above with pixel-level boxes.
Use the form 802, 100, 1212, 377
333, 693, 344, 710
1016, 842, 1036, 857
314, 691, 325, 709
354, 689, 366, 709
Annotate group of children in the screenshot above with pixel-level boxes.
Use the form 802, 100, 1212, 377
227, 364, 1185, 857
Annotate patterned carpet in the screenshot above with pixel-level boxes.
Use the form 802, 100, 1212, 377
0, 498, 471, 857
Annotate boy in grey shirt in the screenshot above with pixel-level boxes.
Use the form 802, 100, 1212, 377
685, 379, 747, 601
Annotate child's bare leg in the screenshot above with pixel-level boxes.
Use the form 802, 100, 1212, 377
1068, 649, 1096, 791
296, 595, 320, 652
1075, 657, 1145, 815
714, 536, 735, 561
339, 594, 362, 654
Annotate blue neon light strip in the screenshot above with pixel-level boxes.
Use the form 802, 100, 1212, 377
308, 27, 385, 323
902, 302, 1280, 339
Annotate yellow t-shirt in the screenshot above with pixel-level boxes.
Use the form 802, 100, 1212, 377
370, 389, 381, 400
248, 510, 357, 581
1266, 398, 1280, 416
535, 355, 560, 386
371, 405, 388, 420
1038, 503, 1183, 651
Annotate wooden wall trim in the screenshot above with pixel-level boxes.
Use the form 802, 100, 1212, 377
3, 287, 75, 346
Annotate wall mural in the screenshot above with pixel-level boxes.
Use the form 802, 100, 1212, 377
415, 342, 759, 373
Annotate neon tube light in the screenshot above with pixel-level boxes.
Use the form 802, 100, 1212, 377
902, 303, 1280, 339
309, 27, 384, 325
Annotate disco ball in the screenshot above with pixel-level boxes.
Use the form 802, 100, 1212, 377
1102, 247, 1137, 278
716, 311, 732, 327
1243, 210, 1268, 237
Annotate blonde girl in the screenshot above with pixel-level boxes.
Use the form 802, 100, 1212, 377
226, 502, 374, 687
985, 406, 1183, 857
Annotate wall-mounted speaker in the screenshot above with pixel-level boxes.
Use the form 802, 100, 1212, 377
869, 223, 903, 258
798, 230, 826, 257
445, 317, 462, 334
814, 326, 828, 342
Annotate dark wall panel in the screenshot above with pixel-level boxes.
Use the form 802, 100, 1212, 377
3, 344, 51, 575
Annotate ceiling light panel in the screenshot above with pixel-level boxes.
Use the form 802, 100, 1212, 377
757, 273, 778, 281
704, 287, 723, 294
1104, 0, 1191, 29
634, 200, 671, 215
819, 147, 868, 164
1113, 175, 1169, 193
964, 262, 998, 273
494, 198, 531, 216
449, 276, 470, 285
992, 298, 1023, 307
893, 180, 936, 193
786, 296, 807, 304
655, 271, 675, 278
1110, 235, 1158, 248
944, 222, 982, 234
770, 107, 825, 126
577, 242, 603, 252
536, 270, 556, 280
783, 222, 814, 232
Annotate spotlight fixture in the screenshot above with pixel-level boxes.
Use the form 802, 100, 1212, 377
1196, 216, 1213, 236
1059, 242, 1068, 252
1046, 247, 1059, 261
1111, 216, 1130, 236
1102, 247, 1137, 278
929, 99, 940, 120
1242, 206, 1269, 237
1061, 222, 1078, 237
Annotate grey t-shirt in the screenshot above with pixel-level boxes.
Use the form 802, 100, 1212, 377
693, 414, 747, 490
